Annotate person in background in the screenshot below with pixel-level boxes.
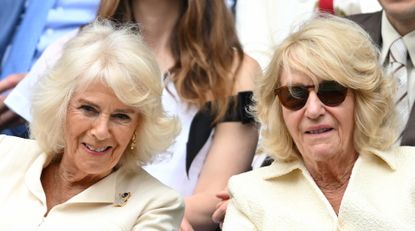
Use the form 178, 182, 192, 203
5, 0, 261, 230
0, 20, 184, 230
0, 0, 26, 62
0, 0, 99, 137
222, 15, 415, 230
348, 0, 415, 145
235, 0, 382, 71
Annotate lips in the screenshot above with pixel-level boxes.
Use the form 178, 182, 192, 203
83, 143, 111, 153
305, 127, 333, 134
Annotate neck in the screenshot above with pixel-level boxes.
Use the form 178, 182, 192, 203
57, 164, 107, 188
386, 15, 415, 36
305, 152, 357, 191
132, 0, 180, 72
304, 151, 357, 214
42, 162, 99, 213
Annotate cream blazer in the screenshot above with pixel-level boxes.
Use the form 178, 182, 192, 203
222, 146, 415, 230
0, 135, 184, 230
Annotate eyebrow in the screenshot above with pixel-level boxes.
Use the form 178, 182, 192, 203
77, 99, 137, 114
113, 108, 136, 114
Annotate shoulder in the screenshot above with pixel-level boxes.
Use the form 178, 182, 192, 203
0, 135, 40, 154
228, 165, 276, 194
119, 168, 184, 208
392, 146, 415, 165
232, 54, 262, 93
230, 164, 276, 180
366, 146, 415, 173
93, 168, 184, 229
227, 165, 280, 215
347, 11, 382, 26
0, 135, 43, 171
346, 11, 382, 46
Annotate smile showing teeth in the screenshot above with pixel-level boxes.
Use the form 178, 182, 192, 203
307, 128, 331, 134
85, 144, 108, 152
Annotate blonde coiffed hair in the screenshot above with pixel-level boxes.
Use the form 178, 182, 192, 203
30, 19, 180, 171
254, 14, 398, 162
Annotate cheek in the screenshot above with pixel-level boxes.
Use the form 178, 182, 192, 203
282, 108, 300, 138
340, 96, 355, 136
64, 117, 78, 147
114, 119, 141, 150
342, 110, 355, 137
64, 113, 94, 151
114, 129, 134, 149
65, 116, 89, 138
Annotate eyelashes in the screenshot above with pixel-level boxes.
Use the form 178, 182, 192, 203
77, 104, 132, 123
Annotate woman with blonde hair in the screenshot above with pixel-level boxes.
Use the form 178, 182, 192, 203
222, 15, 415, 230
6, 0, 260, 230
0, 20, 184, 230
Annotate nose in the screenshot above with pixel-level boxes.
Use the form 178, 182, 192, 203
304, 91, 325, 119
91, 115, 111, 140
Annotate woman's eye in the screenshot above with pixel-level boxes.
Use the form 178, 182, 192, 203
79, 105, 98, 115
112, 113, 131, 121
289, 87, 308, 99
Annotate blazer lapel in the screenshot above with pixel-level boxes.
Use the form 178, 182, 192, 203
348, 11, 382, 47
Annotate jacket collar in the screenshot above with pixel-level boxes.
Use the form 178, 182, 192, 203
261, 156, 306, 180
26, 152, 134, 205
262, 148, 397, 180
67, 169, 119, 204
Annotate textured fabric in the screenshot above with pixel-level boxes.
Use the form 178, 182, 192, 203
388, 38, 409, 133
223, 146, 415, 230
0, 135, 184, 230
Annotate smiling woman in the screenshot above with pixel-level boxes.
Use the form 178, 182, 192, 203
63, 82, 142, 179
0, 20, 184, 230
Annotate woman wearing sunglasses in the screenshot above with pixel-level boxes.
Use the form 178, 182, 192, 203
221, 15, 415, 230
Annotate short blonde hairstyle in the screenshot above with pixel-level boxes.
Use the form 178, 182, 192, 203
30, 20, 180, 171
255, 15, 397, 161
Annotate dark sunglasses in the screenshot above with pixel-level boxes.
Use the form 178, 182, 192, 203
274, 80, 348, 111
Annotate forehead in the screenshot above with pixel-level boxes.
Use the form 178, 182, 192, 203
280, 69, 319, 86
71, 81, 133, 110
72, 80, 112, 97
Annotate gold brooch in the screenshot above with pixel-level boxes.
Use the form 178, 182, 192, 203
114, 192, 131, 207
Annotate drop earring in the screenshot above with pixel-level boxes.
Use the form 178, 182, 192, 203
130, 133, 136, 150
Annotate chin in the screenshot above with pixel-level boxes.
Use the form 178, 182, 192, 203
308, 146, 340, 161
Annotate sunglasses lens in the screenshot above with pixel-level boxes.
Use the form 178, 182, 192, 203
276, 86, 308, 110
275, 81, 348, 110
318, 81, 348, 106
